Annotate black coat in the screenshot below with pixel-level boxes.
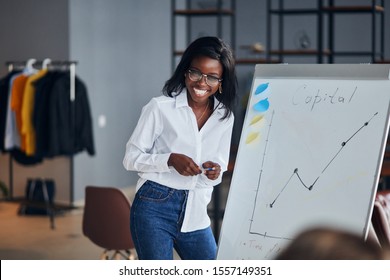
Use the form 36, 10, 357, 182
45, 72, 95, 157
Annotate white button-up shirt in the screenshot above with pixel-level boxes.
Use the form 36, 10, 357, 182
123, 91, 234, 232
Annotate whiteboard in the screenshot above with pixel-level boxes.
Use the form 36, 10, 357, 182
217, 64, 390, 260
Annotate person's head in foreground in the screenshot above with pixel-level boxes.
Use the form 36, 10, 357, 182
275, 227, 390, 260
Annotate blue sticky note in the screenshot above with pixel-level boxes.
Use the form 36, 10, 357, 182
255, 83, 269, 95
254, 98, 270, 112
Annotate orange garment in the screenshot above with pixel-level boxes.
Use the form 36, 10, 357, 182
10, 74, 29, 151
21, 69, 48, 155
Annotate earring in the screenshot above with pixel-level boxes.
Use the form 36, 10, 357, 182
219, 84, 223, 94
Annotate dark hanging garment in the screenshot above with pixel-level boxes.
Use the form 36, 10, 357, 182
11, 148, 43, 165
32, 71, 62, 158
0, 71, 21, 152
47, 73, 95, 157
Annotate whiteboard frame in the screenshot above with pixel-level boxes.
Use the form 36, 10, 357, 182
217, 64, 390, 260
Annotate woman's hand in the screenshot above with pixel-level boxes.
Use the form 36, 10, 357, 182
202, 161, 221, 180
168, 153, 202, 176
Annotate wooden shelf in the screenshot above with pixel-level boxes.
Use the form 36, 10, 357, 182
174, 54, 281, 64
267, 1, 385, 63
374, 60, 390, 64
322, 5, 384, 13
235, 58, 281, 64
239, 50, 378, 62
268, 50, 383, 57
269, 49, 331, 56
171, 2, 235, 72
173, 50, 184, 56
331, 51, 382, 56
174, 9, 234, 16
269, 8, 318, 14
270, 6, 384, 14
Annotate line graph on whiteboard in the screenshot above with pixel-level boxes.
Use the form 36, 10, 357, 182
244, 81, 380, 240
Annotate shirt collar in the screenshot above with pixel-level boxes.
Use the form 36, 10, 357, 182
175, 90, 189, 108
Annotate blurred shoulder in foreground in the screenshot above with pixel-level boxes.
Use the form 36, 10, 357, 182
275, 227, 390, 260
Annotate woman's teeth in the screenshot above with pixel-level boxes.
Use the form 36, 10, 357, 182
194, 88, 208, 96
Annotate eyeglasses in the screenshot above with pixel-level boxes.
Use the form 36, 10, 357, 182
187, 69, 222, 87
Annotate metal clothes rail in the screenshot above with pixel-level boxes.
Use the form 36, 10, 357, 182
4, 59, 78, 208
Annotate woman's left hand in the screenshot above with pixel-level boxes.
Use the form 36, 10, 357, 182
202, 161, 221, 180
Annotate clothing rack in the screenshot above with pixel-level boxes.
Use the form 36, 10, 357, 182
5, 59, 78, 208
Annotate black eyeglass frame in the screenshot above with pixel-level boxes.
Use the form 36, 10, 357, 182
187, 69, 222, 87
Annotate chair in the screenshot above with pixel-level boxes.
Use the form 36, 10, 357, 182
82, 186, 136, 259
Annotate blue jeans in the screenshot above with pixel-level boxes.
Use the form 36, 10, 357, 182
130, 180, 217, 260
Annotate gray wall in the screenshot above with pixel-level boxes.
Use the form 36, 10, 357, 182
0, 0, 69, 65
0, 0, 72, 202
0, 0, 389, 203
0, 0, 171, 203
69, 0, 171, 201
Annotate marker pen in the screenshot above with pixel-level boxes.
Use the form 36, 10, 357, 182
202, 167, 215, 171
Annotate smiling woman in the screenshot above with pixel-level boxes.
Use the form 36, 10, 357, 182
122, 36, 238, 260
184, 56, 223, 129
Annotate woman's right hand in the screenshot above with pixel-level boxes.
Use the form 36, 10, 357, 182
168, 153, 202, 176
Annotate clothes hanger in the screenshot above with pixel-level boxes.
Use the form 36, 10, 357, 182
24, 58, 38, 75
42, 58, 52, 69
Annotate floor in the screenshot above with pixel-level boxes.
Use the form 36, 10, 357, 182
0, 177, 231, 260
0, 200, 227, 260
0, 201, 103, 260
